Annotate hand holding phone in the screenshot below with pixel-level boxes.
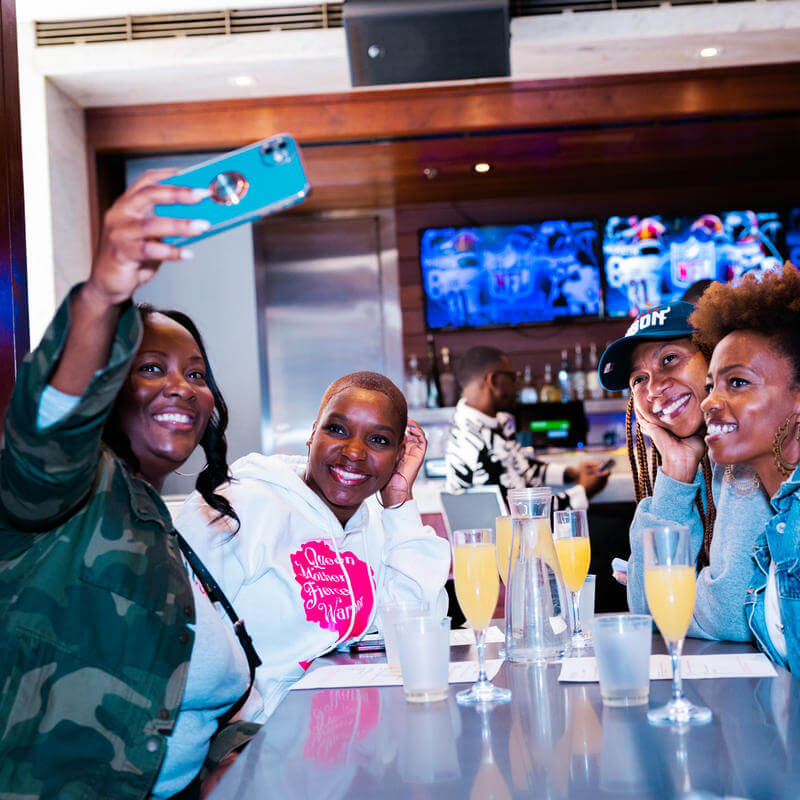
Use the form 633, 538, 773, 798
153, 134, 310, 246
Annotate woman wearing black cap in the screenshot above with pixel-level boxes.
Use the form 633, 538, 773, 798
599, 300, 771, 641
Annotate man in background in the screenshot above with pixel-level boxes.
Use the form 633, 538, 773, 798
445, 346, 608, 509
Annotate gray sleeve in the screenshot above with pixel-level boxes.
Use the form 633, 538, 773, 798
688, 464, 771, 642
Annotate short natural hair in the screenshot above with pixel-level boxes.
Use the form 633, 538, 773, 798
317, 371, 408, 434
456, 346, 506, 388
689, 263, 800, 386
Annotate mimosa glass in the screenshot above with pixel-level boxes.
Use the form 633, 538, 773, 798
644, 525, 711, 726
553, 509, 592, 650
453, 528, 511, 705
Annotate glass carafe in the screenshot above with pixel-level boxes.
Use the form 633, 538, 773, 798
505, 487, 570, 663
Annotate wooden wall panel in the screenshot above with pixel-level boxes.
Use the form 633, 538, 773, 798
86, 63, 800, 153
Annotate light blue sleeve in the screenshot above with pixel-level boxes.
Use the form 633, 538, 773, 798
627, 468, 705, 616
36, 385, 82, 430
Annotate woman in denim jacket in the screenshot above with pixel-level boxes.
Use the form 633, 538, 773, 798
691, 264, 800, 673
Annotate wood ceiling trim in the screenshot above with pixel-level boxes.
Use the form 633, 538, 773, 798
85, 62, 800, 154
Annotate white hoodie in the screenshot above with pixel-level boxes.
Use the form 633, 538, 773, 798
175, 453, 451, 721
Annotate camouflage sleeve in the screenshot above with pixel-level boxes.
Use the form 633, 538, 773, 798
0, 285, 142, 529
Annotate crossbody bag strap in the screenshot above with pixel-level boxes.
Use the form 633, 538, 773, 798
172, 529, 262, 727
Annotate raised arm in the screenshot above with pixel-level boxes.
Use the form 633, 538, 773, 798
0, 173, 208, 528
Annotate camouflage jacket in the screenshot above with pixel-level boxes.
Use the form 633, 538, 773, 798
0, 291, 196, 799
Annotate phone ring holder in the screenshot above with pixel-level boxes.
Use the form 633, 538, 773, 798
209, 171, 249, 206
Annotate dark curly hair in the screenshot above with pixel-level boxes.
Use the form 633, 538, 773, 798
317, 371, 408, 435
689, 263, 800, 387
103, 304, 239, 530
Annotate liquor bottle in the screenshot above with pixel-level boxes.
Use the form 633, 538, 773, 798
539, 363, 560, 402
586, 342, 603, 400
571, 344, 586, 401
405, 354, 426, 410
557, 348, 572, 402
518, 364, 538, 404
425, 334, 441, 408
439, 346, 459, 407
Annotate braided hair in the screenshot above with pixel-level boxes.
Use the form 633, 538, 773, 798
625, 395, 716, 568
103, 304, 240, 531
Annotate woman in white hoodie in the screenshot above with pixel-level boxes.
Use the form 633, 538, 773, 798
176, 371, 451, 720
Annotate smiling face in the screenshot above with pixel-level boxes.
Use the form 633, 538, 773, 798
701, 330, 800, 494
114, 313, 214, 489
629, 337, 708, 438
304, 387, 404, 525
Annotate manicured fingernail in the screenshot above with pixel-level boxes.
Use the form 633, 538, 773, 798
189, 219, 211, 233
192, 188, 212, 200
180, 248, 195, 260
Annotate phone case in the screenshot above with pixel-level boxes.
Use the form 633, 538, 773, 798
153, 133, 310, 246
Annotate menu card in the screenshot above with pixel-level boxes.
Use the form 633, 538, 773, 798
291, 659, 503, 691
559, 653, 777, 682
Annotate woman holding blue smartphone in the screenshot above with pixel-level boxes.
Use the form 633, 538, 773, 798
0, 172, 260, 800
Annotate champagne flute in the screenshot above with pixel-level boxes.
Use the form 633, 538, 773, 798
644, 524, 711, 725
453, 528, 511, 705
553, 509, 592, 650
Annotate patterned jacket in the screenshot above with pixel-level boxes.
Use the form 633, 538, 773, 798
443, 399, 586, 509
0, 291, 198, 799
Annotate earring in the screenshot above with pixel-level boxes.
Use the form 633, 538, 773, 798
376, 472, 410, 510
174, 464, 206, 477
772, 416, 800, 478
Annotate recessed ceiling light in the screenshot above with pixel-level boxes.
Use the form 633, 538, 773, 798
230, 75, 255, 87
699, 47, 719, 58
474, 162, 491, 173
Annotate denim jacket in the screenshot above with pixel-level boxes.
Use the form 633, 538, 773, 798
746, 463, 800, 674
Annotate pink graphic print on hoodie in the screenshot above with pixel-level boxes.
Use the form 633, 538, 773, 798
290, 539, 375, 656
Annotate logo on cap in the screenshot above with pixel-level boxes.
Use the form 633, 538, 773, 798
625, 306, 672, 337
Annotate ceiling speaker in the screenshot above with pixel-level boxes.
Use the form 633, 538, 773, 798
343, 0, 510, 87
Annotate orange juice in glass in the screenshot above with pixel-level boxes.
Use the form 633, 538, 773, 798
644, 524, 711, 726
553, 509, 592, 650
452, 528, 511, 706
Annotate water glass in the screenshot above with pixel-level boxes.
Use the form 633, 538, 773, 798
380, 600, 428, 675
395, 615, 451, 703
593, 614, 652, 707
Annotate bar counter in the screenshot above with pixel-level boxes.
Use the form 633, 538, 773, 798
208, 636, 799, 800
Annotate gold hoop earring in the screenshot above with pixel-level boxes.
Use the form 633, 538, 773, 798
772, 416, 800, 478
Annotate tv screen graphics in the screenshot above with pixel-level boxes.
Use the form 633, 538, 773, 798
602, 211, 784, 317
419, 221, 603, 330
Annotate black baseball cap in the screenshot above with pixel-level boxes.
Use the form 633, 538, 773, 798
598, 301, 696, 391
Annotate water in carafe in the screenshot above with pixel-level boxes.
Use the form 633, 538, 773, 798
505, 488, 570, 663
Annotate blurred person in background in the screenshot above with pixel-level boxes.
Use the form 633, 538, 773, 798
445, 345, 608, 508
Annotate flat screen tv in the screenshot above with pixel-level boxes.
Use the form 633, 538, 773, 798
602, 210, 784, 317
419, 221, 603, 330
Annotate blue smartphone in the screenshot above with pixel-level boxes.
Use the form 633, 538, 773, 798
153, 133, 310, 246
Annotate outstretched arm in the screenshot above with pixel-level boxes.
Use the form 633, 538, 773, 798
50, 170, 209, 397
